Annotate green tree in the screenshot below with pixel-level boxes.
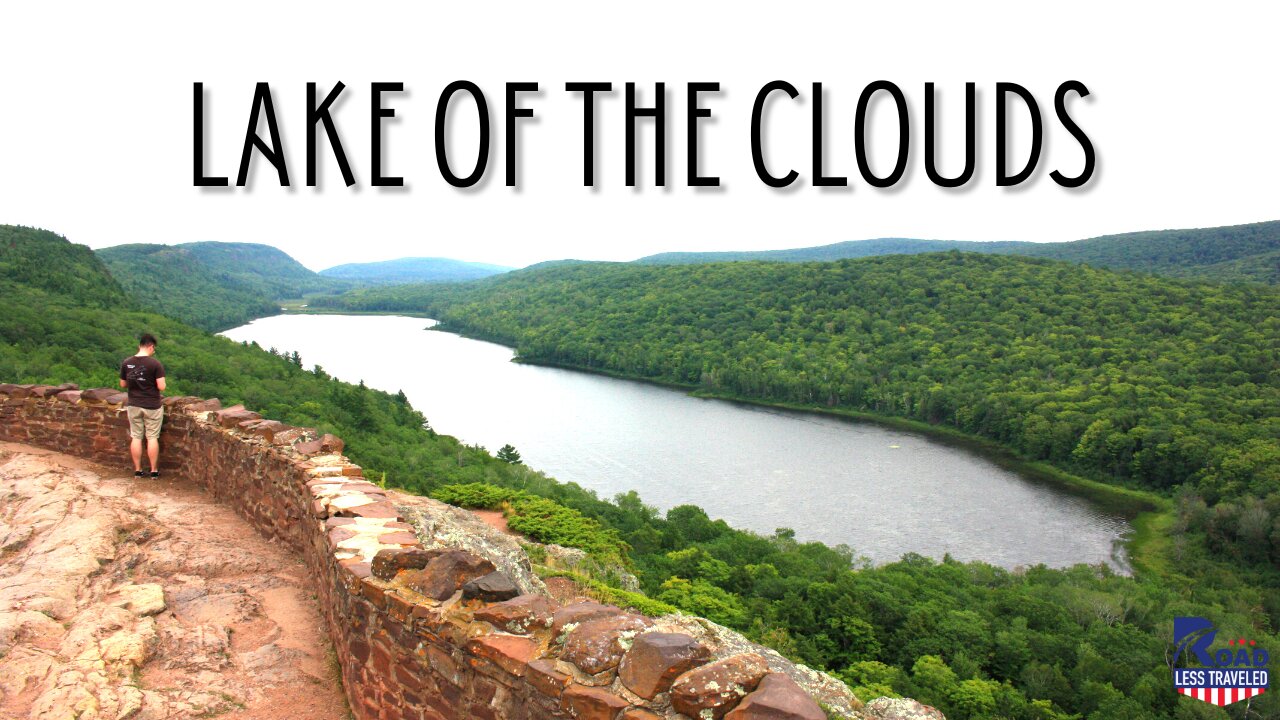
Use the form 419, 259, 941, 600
496, 443, 522, 464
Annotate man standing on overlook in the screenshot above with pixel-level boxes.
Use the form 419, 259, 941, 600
120, 333, 166, 478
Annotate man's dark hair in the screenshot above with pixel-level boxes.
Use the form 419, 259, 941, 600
138, 333, 158, 348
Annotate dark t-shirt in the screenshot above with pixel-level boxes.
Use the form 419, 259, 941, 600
120, 355, 165, 409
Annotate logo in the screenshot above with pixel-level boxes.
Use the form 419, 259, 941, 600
1173, 617, 1269, 706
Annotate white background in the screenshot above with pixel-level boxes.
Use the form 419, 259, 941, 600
1, 1, 1276, 268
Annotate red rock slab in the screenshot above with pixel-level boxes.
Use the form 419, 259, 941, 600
328, 527, 358, 548
725, 673, 826, 720
550, 601, 623, 638
218, 409, 262, 428
80, 388, 118, 404
340, 500, 400, 520
526, 658, 571, 699
397, 550, 495, 601
183, 398, 222, 413
561, 613, 653, 676
465, 634, 538, 677
340, 559, 373, 579
160, 395, 200, 408
377, 531, 419, 546
620, 709, 663, 720
561, 683, 630, 720
618, 632, 711, 699
245, 419, 289, 441
671, 653, 770, 719
461, 572, 520, 603
474, 594, 559, 633
371, 548, 445, 580
55, 390, 82, 404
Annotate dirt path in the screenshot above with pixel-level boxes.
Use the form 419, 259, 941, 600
469, 509, 511, 535
0, 443, 350, 720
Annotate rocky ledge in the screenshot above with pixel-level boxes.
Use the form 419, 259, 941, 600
0, 444, 349, 719
0, 382, 940, 720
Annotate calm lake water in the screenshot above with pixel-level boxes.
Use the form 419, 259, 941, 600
224, 314, 1132, 569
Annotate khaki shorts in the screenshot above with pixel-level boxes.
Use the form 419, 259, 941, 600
127, 406, 164, 440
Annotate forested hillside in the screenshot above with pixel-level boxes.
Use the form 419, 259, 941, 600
1155, 249, 1280, 285
97, 244, 282, 331
178, 241, 341, 297
320, 256, 512, 284
313, 255, 1280, 501
97, 241, 348, 331
1, 226, 125, 308
6, 227, 1280, 719
637, 220, 1280, 284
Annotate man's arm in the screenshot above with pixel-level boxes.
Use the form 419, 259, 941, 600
156, 362, 166, 393
157, 377, 167, 392
119, 361, 127, 389
119, 379, 127, 388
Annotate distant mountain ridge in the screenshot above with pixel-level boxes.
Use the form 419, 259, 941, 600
96, 241, 515, 331
635, 220, 1280, 283
61, 218, 1280, 335
175, 241, 342, 297
96, 241, 350, 332
320, 257, 512, 284
637, 237, 1006, 265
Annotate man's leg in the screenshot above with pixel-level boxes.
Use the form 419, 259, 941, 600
127, 406, 144, 472
131, 437, 144, 471
145, 408, 163, 475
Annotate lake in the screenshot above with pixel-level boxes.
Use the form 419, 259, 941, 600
223, 314, 1133, 569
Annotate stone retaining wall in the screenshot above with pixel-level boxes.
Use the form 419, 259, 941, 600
0, 383, 843, 720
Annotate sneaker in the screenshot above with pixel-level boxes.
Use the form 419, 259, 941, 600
134, 471, 145, 478
150, 471, 160, 479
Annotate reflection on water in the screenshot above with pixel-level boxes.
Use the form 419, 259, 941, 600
224, 314, 1132, 570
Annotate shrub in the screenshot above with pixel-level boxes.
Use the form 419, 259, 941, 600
433, 483, 631, 567
431, 482, 516, 509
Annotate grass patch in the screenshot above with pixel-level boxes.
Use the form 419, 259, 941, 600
1126, 505, 1178, 579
